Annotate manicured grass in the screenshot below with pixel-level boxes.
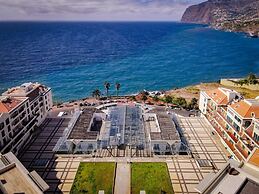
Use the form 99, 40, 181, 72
131, 162, 174, 194
70, 162, 115, 194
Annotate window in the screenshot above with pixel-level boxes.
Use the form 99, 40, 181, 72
5, 119, 9, 125
253, 133, 259, 142
233, 122, 240, 132
228, 110, 234, 116
227, 116, 233, 124
1, 130, 5, 137
234, 115, 241, 124
0, 123, 4, 130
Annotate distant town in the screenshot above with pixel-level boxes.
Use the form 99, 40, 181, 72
0, 77, 258, 194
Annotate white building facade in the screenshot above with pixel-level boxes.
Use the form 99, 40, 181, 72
0, 83, 53, 155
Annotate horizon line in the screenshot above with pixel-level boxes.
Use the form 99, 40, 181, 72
0, 20, 183, 23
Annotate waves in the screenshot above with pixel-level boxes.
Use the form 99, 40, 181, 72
0, 22, 258, 101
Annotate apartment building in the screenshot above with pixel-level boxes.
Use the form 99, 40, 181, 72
199, 87, 240, 115
0, 152, 49, 194
199, 87, 259, 161
0, 83, 53, 155
2, 82, 53, 125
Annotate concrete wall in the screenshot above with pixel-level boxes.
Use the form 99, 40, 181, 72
220, 79, 259, 91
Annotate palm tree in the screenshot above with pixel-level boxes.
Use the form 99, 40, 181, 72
115, 82, 121, 97
92, 89, 101, 99
104, 81, 111, 98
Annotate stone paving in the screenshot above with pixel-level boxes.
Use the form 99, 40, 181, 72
18, 117, 79, 194
114, 163, 131, 194
167, 116, 228, 194
18, 115, 229, 194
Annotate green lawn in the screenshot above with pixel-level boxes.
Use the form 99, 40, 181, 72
131, 162, 174, 194
70, 162, 115, 194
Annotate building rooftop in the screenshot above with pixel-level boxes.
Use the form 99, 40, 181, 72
0, 96, 27, 113
68, 108, 103, 140
205, 88, 229, 105
149, 107, 180, 141
237, 179, 259, 194
0, 152, 49, 194
229, 99, 259, 119
195, 159, 259, 194
2, 82, 50, 101
247, 148, 259, 168
106, 105, 145, 147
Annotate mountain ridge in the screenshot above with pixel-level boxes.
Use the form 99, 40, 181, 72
181, 0, 259, 37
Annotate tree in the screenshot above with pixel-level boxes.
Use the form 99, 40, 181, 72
188, 98, 198, 110
164, 95, 172, 104
141, 95, 148, 103
153, 95, 159, 102
130, 96, 136, 101
173, 97, 187, 108
247, 73, 258, 84
115, 82, 121, 97
92, 89, 101, 99
104, 81, 111, 98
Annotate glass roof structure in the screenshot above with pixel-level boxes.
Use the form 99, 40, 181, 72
103, 105, 146, 149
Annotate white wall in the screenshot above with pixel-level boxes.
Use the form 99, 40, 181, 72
199, 92, 208, 114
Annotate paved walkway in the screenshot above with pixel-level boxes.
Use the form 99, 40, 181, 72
114, 163, 131, 194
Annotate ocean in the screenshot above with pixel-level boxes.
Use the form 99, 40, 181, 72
0, 22, 258, 102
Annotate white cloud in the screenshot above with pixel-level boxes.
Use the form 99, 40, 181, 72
0, 0, 205, 21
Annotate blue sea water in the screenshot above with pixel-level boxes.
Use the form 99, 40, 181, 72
0, 22, 259, 102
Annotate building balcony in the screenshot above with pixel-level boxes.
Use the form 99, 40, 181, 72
222, 136, 235, 152
235, 143, 249, 159
233, 150, 243, 161
0, 117, 37, 154
214, 125, 224, 138
217, 110, 236, 129
240, 134, 255, 151
226, 131, 238, 143
209, 120, 243, 161
207, 103, 216, 112
10, 112, 19, 119
213, 115, 238, 143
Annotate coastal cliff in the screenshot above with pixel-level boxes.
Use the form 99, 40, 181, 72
181, 0, 259, 37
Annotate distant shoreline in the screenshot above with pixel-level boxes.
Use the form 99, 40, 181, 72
55, 78, 259, 108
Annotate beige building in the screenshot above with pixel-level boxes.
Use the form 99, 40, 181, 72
199, 87, 259, 161
0, 82, 53, 155
0, 152, 49, 194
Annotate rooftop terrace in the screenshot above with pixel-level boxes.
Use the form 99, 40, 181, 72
149, 107, 180, 141
0, 152, 49, 194
2, 82, 50, 101
0, 96, 27, 113
68, 108, 103, 140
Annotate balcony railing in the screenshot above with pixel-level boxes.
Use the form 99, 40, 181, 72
209, 119, 243, 161
222, 137, 235, 152
10, 111, 19, 119
235, 143, 249, 159
226, 131, 238, 143
233, 150, 243, 161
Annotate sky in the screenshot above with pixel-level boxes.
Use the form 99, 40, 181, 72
0, 0, 205, 21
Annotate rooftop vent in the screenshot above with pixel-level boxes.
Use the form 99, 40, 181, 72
196, 159, 215, 169
1, 97, 11, 103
